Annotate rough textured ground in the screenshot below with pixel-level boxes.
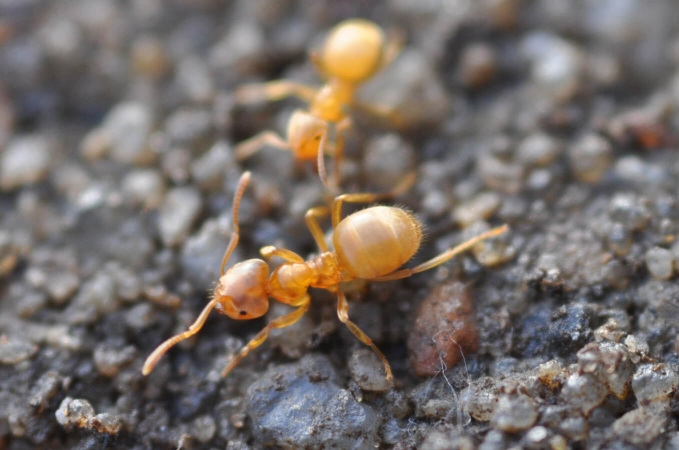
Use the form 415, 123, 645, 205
2, 0, 679, 449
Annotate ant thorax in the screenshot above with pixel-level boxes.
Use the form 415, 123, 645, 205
310, 81, 355, 122
268, 252, 342, 303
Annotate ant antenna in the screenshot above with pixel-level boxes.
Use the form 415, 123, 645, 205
317, 130, 335, 192
220, 171, 250, 275
142, 171, 252, 376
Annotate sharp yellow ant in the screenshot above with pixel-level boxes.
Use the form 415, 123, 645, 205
233, 18, 404, 189
142, 169, 508, 380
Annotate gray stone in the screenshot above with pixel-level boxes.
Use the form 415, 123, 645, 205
247, 354, 382, 450
348, 348, 393, 392
0, 135, 52, 190
158, 186, 203, 247
632, 363, 679, 404
490, 393, 538, 433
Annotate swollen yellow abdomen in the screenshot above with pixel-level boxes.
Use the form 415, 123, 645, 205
321, 19, 384, 83
334, 206, 422, 279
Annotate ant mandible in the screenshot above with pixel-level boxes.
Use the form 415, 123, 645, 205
142, 171, 508, 380
233, 18, 403, 190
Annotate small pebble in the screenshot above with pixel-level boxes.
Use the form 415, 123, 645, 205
561, 373, 608, 415
161, 149, 193, 184
362, 134, 416, 192
490, 393, 538, 433
0, 337, 38, 364
0, 135, 52, 191
452, 192, 501, 227
164, 107, 212, 146
611, 403, 668, 446
524, 426, 549, 446
521, 32, 584, 101
109, 264, 142, 301
89, 412, 123, 434
421, 429, 475, 450
348, 348, 393, 392
209, 22, 265, 76
267, 302, 314, 360
44, 270, 80, 305
477, 154, 524, 194
191, 415, 216, 443
97, 102, 156, 165
606, 222, 632, 256
180, 219, 232, 288
130, 34, 169, 79
121, 169, 167, 209
613, 156, 666, 186
576, 342, 633, 400
176, 57, 215, 103
623, 334, 649, 363
124, 303, 155, 329
158, 186, 203, 247
609, 195, 648, 225
464, 222, 515, 267
28, 371, 63, 413
671, 239, 679, 271
460, 381, 500, 422
55, 397, 95, 428
190, 141, 235, 191
526, 168, 553, 191
93, 345, 136, 377
568, 133, 613, 183
645, 246, 674, 280
380, 419, 405, 446
632, 363, 679, 404
360, 49, 451, 128
0, 231, 18, 276
420, 399, 455, 420
459, 42, 497, 88
516, 132, 561, 167
65, 271, 118, 324
537, 359, 565, 390
479, 429, 506, 450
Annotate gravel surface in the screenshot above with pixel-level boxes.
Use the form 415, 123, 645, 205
2, 1, 679, 449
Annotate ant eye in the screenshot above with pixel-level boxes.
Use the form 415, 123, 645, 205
239, 311, 247, 316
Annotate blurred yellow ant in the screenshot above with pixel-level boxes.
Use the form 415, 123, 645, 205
142, 171, 508, 380
233, 18, 404, 190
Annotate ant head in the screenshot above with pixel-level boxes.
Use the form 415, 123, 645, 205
287, 111, 328, 160
319, 19, 385, 83
214, 259, 270, 320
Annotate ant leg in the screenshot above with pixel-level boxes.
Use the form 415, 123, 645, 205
234, 81, 317, 104
352, 101, 405, 129
305, 207, 331, 253
222, 295, 311, 377
260, 246, 304, 263
336, 291, 393, 380
235, 131, 290, 161
142, 297, 221, 375
380, 28, 405, 70
309, 51, 328, 79
368, 225, 509, 282
330, 173, 416, 227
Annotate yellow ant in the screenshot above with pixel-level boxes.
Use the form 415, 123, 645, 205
142, 171, 508, 380
233, 18, 404, 190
